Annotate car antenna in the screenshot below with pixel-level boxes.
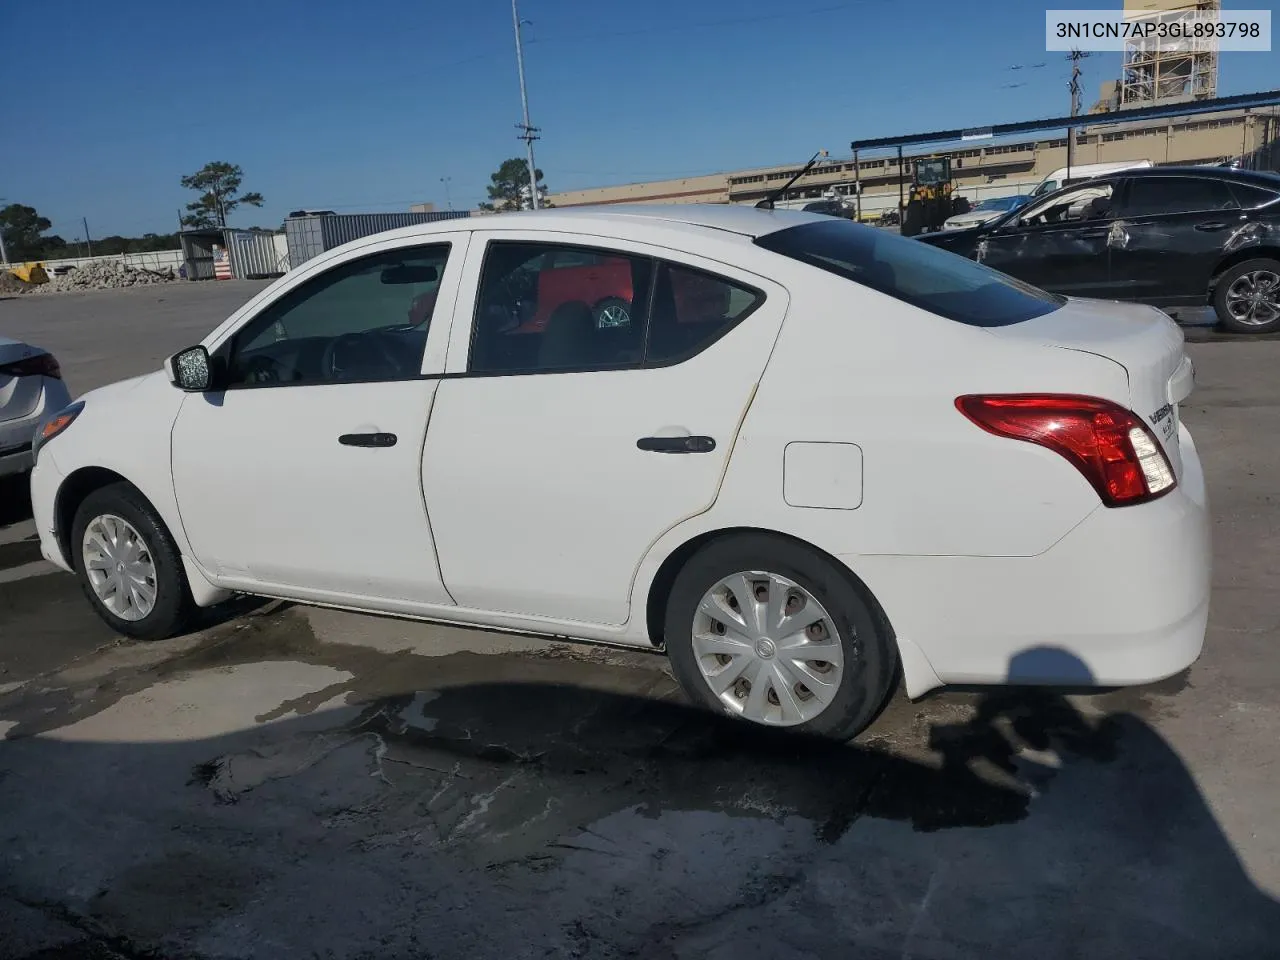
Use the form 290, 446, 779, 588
756, 150, 829, 210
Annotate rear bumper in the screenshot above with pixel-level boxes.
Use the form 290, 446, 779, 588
0, 377, 73, 478
848, 422, 1211, 697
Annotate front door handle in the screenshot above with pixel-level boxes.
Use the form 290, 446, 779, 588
339, 432, 398, 448
1194, 222, 1229, 232
637, 435, 716, 454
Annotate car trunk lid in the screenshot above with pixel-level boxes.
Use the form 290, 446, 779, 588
983, 297, 1191, 475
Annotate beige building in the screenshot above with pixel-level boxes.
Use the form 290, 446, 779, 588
545, 107, 1280, 218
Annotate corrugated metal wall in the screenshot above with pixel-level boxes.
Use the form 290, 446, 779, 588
284, 211, 471, 269
223, 230, 288, 279
285, 217, 326, 270
179, 234, 218, 280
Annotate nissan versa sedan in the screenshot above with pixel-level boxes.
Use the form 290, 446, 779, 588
920, 166, 1280, 334
28, 206, 1210, 740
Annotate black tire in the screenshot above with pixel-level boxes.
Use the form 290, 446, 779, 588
1212, 258, 1280, 334
591, 296, 631, 328
663, 533, 898, 741
71, 482, 196, 641
901, 200, 924, 237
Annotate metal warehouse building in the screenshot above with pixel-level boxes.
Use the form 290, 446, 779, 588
547, 103, 1280, 217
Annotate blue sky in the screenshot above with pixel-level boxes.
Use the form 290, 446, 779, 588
3, 0, 1277, 240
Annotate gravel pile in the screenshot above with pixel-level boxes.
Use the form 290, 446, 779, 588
31, 261, 178, 294
0, 271, 32, 295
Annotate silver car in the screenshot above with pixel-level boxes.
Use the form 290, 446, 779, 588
943, 194, 1032, 231
0, 336, 72, 478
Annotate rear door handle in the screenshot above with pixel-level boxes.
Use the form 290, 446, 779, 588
339, 432, 398, 448
637, 435, 716, 454
1076, 228, 1109, 238
1194, 222, 1228, 232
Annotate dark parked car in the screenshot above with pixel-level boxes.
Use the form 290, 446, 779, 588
917, 166, 1280, 333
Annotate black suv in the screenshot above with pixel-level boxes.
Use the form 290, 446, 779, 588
917, 166, 1280, 333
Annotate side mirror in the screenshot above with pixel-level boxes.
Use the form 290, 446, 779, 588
166, 345, 213, 392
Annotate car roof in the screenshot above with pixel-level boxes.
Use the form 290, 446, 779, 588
1107, 166, 1280, 187
372, 204, 831, 244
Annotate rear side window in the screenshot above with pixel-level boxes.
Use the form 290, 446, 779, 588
755, 219, 1063, 328
1229, 182, 1280, 208
646, 263, 762, 364
466, 241, 764, 373
468, 241, 653, 374
1123, 177, 1238, 216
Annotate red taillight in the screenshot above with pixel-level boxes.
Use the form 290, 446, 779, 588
956, 394, 1176, 507
0, 353, 61, 380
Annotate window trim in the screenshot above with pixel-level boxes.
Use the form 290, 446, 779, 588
217, 241, 454, 392
462, 239, 767, 378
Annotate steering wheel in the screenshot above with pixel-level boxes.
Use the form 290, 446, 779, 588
322, 331, 405, 381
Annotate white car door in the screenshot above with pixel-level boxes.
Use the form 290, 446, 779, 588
421, 231, 788, 626
170, 234, 469, 606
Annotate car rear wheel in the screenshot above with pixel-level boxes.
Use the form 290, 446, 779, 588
1213, 258, 1280, 334
71, 482, 195, 641
592, 297, 631, 328
664, 533, 897, 741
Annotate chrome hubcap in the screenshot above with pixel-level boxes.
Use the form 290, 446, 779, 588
692, 571, 845, 727
1226, 270, 1280, 326
82, 515, 157, 622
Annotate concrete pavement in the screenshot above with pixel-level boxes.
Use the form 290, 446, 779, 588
0, 283, 1278, 959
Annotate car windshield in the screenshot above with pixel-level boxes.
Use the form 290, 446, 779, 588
756, 219, 1063, 327
974, 196, 1020, 212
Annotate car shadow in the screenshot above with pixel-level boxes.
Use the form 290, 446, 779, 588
0, 472, 34, 530
0, 643, 1275, 959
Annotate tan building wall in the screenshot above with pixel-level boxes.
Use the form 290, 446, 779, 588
549, 172, 729, 207
546, 107, 1279, 217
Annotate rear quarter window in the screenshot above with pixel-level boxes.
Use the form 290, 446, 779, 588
755, 219, 1064, 328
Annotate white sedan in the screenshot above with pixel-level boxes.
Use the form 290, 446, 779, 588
28, 206, 1210, 740
1, 337, 72, 478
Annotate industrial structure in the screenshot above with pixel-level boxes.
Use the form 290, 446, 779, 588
547, 102, 1280, 218
1120, 0, 1220, 106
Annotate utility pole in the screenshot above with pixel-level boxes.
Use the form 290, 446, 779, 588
440, 177, 454, 211
0, 197, 9, 265
1066, 49, 1089, 181
83, 217, 94, 257
511, 0, 541, 210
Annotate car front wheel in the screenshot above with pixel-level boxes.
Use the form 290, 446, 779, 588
71, 482, 196, 641
664, 534, 897, 741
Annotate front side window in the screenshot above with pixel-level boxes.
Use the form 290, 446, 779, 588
1122, 177, 1238, 216
1016, 181, 1115, 226
755, 219, 1063, 328
226, 244, 449, 387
